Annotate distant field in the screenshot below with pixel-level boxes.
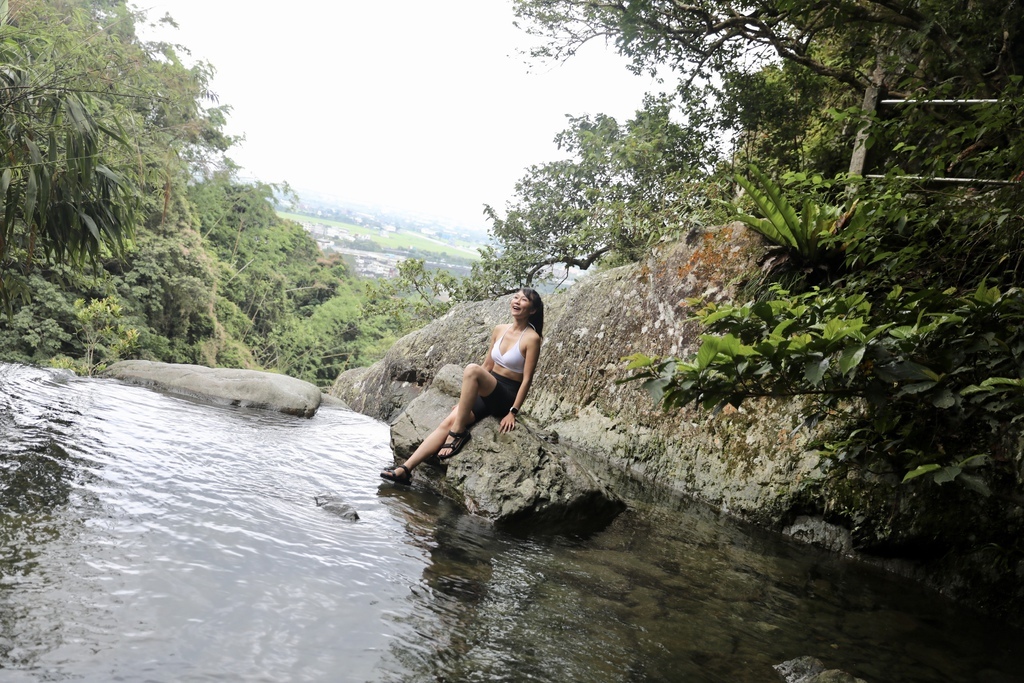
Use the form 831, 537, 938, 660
277, 211, 480, 261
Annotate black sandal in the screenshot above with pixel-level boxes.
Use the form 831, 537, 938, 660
380, 464, 412, 484
437, 430, 471, 460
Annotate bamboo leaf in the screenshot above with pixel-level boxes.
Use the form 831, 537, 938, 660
80, 211, 100, 242
25, 167, 38, 224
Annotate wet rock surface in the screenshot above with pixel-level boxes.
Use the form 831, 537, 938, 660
314, 493, 359, 521
104, 360, 323, 417
783, 516, 854, 555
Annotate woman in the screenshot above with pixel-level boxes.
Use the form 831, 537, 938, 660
380, 288, 544, 485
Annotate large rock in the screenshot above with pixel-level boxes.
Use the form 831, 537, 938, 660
104, 360, 322, 417
331, 224, 1024, 623
390, 364, 625, 530
332, 298, 510, 423
333, 224, 825, 526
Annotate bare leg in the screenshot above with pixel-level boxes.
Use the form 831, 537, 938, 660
451, 363, 497, 432
380, 364, 497, 479
437, 364, 496, 458
380, 406, 475, 480
401, 409, 464, 472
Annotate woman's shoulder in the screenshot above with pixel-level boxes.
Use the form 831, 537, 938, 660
523, 326, 542, 348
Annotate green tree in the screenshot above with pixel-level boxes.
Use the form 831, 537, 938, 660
513, 0, 1023, 95
63, 295, 138, 375
475, 95, 723, 295
720, 61, 853, 174
363, 258, 460, 334
0, 0, 402, 385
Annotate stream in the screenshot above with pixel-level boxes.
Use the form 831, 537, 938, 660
1, 362, 1022, 682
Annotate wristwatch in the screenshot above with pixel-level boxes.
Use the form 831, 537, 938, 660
509, 407, 519, 415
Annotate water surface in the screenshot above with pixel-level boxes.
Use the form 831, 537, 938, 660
1, 363, 1021, 682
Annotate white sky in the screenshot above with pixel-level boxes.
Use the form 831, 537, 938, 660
133, 1, 666, 229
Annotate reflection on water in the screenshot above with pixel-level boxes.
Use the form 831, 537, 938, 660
1, 362, 1022, 682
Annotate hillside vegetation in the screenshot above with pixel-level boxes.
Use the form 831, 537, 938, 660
4, 0, 1024, 515
0, 0, 399, 386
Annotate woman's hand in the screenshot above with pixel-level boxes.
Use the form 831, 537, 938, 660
499, 413, 517, 433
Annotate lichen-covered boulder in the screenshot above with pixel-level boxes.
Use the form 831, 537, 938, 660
333, 226, 829, 528
104, 360, 322, 417
334, 224, 827, 527
332, 298, 510, 422
389, 364, 625, 531
331, 223, 1024, 623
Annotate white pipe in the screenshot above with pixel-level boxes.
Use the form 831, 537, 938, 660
879, 99, 1001, 105
865, 174, 1020, 185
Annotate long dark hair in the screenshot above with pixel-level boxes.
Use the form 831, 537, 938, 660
520, 287, 544, 337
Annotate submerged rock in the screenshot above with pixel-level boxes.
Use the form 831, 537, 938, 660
783, 516, 854, 555
314, 493, 359, 521
104, 360, 322, 417
775, 657, 824, 683
389, 364, 625, 531
774, 657, 867, 683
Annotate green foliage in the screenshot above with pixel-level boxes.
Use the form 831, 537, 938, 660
363, 258, 459, 335
734, 166, 859, 265
514, 0, 1023, 96
0, 0, 142, 314
56, 296, 139, 375
116, 226, 218, 361
272, 293, 395, 386
720, 62, 854, 173
0, 270, 78, 362
0, 0, 395, 387
628, 277, 1024, 489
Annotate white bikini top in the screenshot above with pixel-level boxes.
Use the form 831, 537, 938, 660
491, 326, 527, 374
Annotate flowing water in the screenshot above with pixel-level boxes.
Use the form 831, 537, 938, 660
1, 362, 1022, 683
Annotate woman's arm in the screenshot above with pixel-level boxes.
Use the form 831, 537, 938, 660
499, 330, 541, 433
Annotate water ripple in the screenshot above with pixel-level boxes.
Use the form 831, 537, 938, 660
3, 363, 1024, 682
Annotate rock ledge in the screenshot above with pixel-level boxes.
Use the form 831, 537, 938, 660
390, 364, 625, 531
103, 360, 322, 417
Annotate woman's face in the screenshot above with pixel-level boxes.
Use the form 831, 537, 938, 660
510, 290, 533, 317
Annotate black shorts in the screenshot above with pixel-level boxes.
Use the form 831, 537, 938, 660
472, 371, 521, 422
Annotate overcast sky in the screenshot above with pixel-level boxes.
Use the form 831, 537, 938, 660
134, 1, 665, 228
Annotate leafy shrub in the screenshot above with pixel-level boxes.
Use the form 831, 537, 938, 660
627, 282, 1024, 491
